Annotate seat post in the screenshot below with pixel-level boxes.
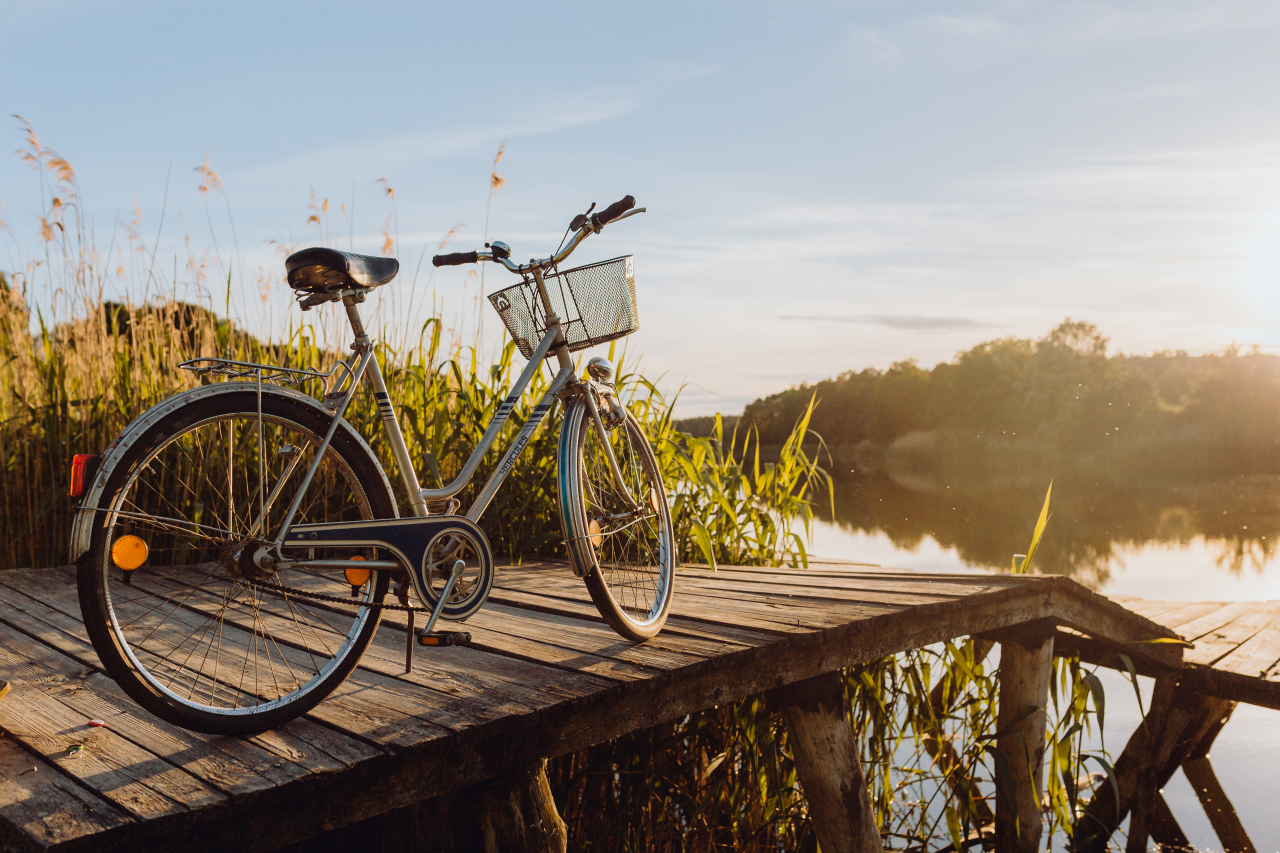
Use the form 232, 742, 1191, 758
341, 293, 428, 518
343, 293, 369, 341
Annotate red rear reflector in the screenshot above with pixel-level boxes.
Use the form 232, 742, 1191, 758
70, 454, 101, 498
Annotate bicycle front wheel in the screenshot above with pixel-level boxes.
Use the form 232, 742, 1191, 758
78, 389, 395, 735
558, 399, 675, 641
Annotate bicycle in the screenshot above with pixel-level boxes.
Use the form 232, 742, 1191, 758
69, 195, 675, 735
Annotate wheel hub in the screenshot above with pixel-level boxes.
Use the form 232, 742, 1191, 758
230, 543, 278, 582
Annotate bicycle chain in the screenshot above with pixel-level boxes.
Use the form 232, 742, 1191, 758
246, 577, 437, 614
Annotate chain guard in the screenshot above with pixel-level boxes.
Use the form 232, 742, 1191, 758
286, 516, 494, 613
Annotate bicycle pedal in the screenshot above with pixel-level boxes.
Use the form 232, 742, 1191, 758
415, 630, 470, 647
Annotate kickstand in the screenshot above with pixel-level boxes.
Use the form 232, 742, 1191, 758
394, 577, 413, 674
405, 610, 414, 674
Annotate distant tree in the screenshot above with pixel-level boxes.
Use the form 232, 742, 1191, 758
740, 319, 1280, 475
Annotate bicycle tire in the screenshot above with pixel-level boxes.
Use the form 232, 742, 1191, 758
557, 399, 675, 641
78, 390, 395, 735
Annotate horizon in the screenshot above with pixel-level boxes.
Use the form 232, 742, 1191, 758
6, 0, 1280, 417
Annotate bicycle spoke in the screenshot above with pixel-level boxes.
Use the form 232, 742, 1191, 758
98, 405, 383, 717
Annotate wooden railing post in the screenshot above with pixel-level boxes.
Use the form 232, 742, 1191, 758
994, 625, 1054, 853
768, 670, 882, 853
450, 759, 567, 853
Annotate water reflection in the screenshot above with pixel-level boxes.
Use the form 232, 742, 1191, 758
823, 470, 1280, 590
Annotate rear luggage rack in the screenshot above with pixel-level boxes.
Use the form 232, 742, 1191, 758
179, 357, 358, 400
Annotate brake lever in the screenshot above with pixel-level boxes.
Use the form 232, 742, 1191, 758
569, 202, 597, 233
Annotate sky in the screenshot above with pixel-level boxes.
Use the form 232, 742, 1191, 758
4, 0, 1280, 416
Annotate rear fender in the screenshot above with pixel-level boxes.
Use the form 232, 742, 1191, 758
69, 382, 396, 562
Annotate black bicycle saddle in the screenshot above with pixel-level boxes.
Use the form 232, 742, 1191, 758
285, 248, 399, 293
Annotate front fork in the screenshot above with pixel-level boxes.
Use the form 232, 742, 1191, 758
576, 381, 641, 512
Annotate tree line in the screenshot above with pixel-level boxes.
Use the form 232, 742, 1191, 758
741, 320, 1280, 478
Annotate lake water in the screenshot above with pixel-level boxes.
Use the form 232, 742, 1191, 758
806, 472, 1280, 850
810, 525, 1280, 602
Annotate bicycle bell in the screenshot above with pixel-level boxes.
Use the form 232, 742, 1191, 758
587, 356, 615, 384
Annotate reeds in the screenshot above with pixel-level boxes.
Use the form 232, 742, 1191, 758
1, 121, 1115, 851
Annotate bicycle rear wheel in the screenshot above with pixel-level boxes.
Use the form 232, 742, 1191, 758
557, 399, 675, 640
78, 390, 394, 735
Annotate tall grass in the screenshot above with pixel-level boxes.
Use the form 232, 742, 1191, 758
1, 120, 1114, 851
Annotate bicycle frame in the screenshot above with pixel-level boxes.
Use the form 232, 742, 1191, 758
267, 266, 639, 549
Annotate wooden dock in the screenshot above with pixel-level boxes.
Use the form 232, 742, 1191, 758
0, 562, 1187, 852
1113, 595, 1280, 709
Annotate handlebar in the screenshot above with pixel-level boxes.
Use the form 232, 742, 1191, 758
591, 195, 635, 230
432, 250, 479, 268
431, 195, 644, 274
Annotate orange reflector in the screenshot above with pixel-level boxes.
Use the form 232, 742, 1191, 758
345, 555, 370, 587
70, 454, 101, 498
588, 519, 603, 548
112, 535, 148, 570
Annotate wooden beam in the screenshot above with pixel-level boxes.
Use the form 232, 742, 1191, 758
450, 759, 567, 853
1182, 757, 1256, 853
1150, 792, 1190, 849
767, 671, 881, 853
1124, 677, 1179, 853
1075, 680, 1235, 853
994, 625, 1054, 853
1042, 582, 1184, 671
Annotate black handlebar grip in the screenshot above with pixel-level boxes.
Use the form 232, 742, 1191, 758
591, 195, 636, 229
432, 251, 479, 267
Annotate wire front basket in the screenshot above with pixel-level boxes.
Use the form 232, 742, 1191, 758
488, 255, 638, 360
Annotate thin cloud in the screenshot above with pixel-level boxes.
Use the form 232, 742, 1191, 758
779, 315, 999, 331
249, 98, 638, 179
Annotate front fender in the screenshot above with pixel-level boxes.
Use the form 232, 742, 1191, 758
69, 382, 396, 562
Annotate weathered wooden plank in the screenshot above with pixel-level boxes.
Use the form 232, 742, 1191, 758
1213, 625, 1280, 680
500, 565, 988, 608
1179, 663, 1280, 711
674, 562, 1028, 586
495, 577, 905, 633
0, 572, 385, 775
483, 574, 779, 639
1169, 602, 1258, 644
483, 585, 783, 649
133, 572, 616, 723
0, 613, 344, 806
618, 561, 1008, 592
0, 733, 134, 853
0, 681, 224, 825
43, 574, 458, 753
276, 569, 744, 678
490, 583, 835, 634
115, 581, 519, 744
1142, 600, 1232, 631
1183, 604, 1280, 667
1108, 596, 1202, 624
676, 566, 1019, 598
0, 580, 105, 671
